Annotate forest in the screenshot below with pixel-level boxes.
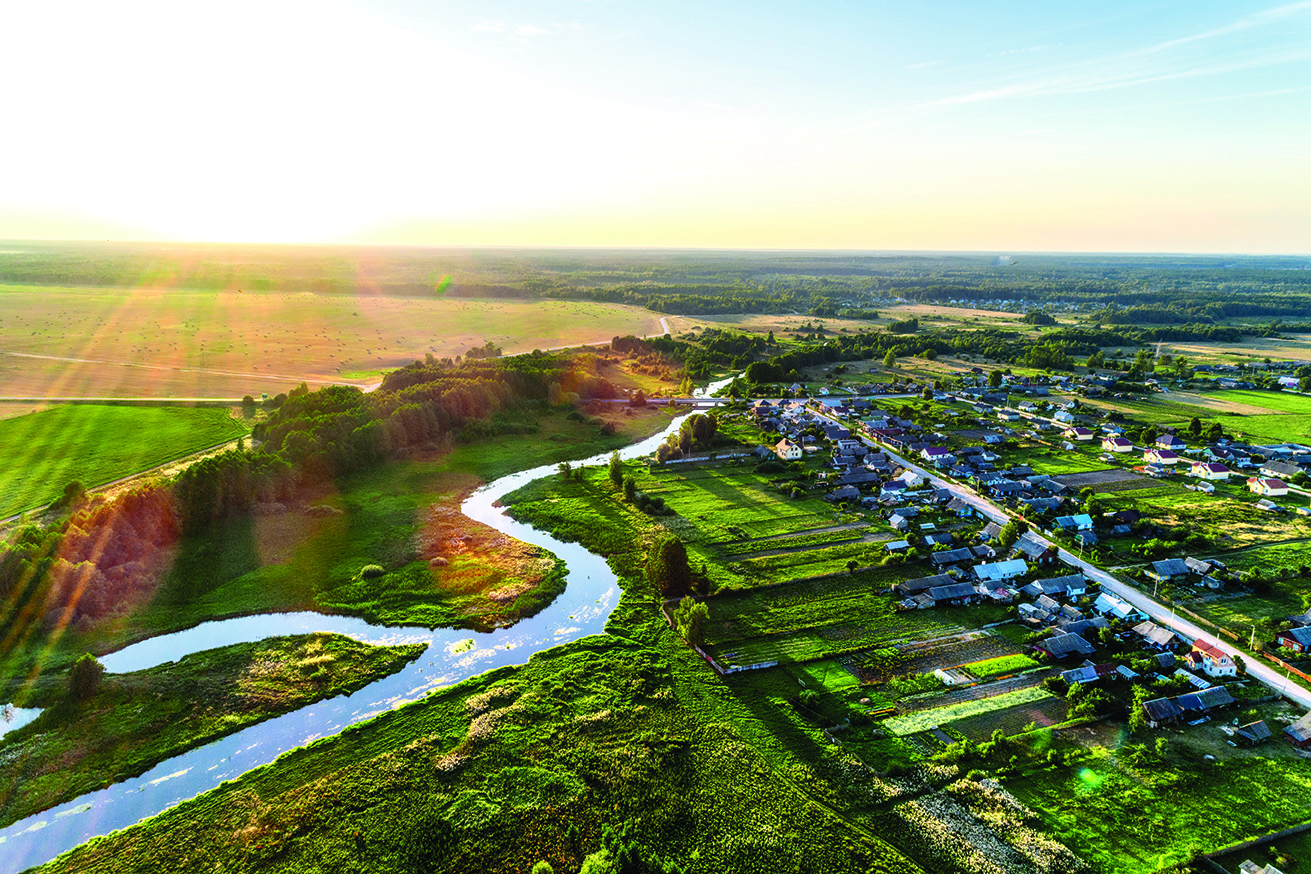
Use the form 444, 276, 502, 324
5, 242, 1311, 323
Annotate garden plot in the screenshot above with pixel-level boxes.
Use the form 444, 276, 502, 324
1053, 468, 1147, 490
896, 671, 1054, 716
946, 695, 1069, 741
894, 632, 1020, 677
882, 686, 1057, 736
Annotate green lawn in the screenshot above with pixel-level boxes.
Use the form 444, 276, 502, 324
0, 405, 248, 516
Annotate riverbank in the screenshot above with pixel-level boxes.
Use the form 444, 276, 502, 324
0, 633, 424, 829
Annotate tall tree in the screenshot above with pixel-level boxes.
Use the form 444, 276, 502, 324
648, 535, 692, 597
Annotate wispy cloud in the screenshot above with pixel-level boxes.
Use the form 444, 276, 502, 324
922, 2, 1311, 108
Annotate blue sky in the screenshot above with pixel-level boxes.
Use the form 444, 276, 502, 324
2, 0, 1308, 251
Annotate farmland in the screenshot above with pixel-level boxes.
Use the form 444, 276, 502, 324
0, 405, 248, 517
0, 285, 665, 398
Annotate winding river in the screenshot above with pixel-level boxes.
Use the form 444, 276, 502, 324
0, 383, 734, 873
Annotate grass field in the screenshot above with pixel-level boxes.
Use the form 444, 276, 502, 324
0, 633, 423, 828
1008, 736, 1311, 873
1199, 389, 1311, 443
0, 405, 248, 517
0, 286, 665, 397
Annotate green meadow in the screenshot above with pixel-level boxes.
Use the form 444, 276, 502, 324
0, 405, 248, 517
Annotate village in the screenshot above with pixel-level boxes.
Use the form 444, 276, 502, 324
719, 368, 1311, 757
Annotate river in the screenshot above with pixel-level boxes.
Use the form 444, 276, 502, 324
0, 409, 706, 873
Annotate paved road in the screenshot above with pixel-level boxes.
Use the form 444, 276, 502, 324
816, 410, 1311, 710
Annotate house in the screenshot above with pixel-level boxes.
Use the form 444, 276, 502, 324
885, 540, 912, 554
1144, 448, 1181, 466
1248, 477, 1289, 497
979, 521, 1004, 541
931, 547, 976, 567
898, 470, 926, 488
1236, 720, 1273, 746
1147, 558, 1191, 583
1261, 459, 1303, 480
1157, 434, 1187, 451
921, 446, 954, 464
751, 445, 774, 460
1092, 592, 1137, 620
893, 573, 953, 597
1022, 573, 1087, 599
974, 558, 1029, 582
1176, 685, 1237, 715
1191, 461, 1231, 480
1132, 620, 1178, 649
1284, 712, 1311, 748
927, 582, 979, 606
1060, 664, 1101, 686
1039, 632, 1096, 659
1256, 498, 1280, 512
1191, 639, 1238, 678
1054, 513, 1094, 532
1141, 696, 1185, 728
1066, 427, 1095, 441
1014, 532, 1058, 564
1184, 556, 1222, 576
889, 512, 912, 530
945, 497, 975, 517
775, 439, 803, 461
827, 485, 860, 503
1276, 625, 1311, 653
1102, 436, 1134, 453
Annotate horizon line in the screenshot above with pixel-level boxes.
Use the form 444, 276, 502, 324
2, 238, 1310, 259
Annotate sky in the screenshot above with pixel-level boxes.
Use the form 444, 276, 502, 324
2, 0, 1309, 252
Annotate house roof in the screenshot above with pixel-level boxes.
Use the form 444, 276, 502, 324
1285, 712, 1311, 743
975, 558, 1029, 581
931, 547, 975, 565
928, 582, 977, 601
1151, 558, 1191, 577
1177, 686, 1236, 711
1280, 626, 1311, 646
895, 573, 953, 594
1015, 532, 1053, 559
1237, 720, 1273, 741
1040, 632, 1096, 657
1142, 697, 1184, 722
1022, 574, 1085, 597
1132, 620, 1178, 648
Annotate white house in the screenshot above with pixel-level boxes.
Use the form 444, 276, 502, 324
1102, 436, 1133, 453
1144, 449, 1181, 466
1190, 461, 1231, 481
1247, 477, 1289, 497
1190, 640, 1238, 678
975, 558, 1029, 582
774, 439, 803, 461
1156, 434, 1187, 451
1066, 427, 1095, 441
898, 469, 926, 488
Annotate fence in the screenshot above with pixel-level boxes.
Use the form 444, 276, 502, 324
1201, 818, 1311, 874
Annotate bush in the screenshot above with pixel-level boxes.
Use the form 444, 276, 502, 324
360, 564, 386, 579
69, 653, 104, 702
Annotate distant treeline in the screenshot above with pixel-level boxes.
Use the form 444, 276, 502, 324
8, 242, 1311, 324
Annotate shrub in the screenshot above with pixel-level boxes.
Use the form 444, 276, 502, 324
360, 564, 386, 579
69, 653, 104, 702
